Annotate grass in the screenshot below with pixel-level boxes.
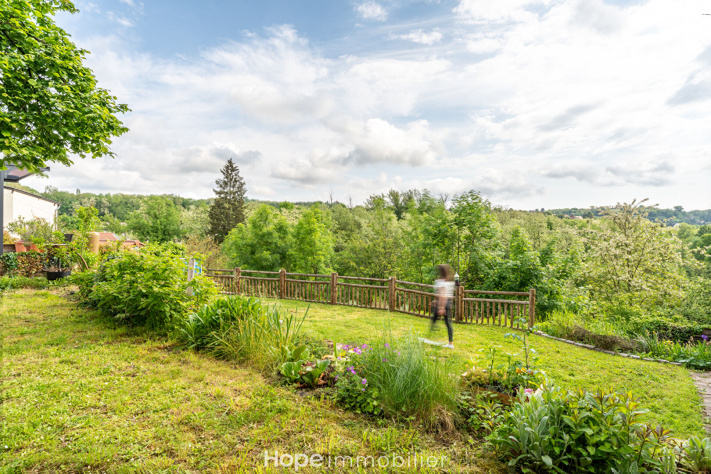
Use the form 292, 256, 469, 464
265, 298, 707, 439
1, 289, 502, 473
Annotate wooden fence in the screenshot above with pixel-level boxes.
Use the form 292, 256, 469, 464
204, 268, 536, 328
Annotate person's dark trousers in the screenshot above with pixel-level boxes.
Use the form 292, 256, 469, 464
430, 299, 453, 343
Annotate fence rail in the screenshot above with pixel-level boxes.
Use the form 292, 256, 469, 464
205, 268, 536, 327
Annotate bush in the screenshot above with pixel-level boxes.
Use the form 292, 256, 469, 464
624, 314, 702, 342
490, 385, 678, 473
334, 362, 381, 415
461, 345, 546, 395
0, 251, 44, 277
81, 244, 217, 330
176, 295, 307, 371
679, 436, 711, 473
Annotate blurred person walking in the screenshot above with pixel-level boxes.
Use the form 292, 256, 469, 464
430, 264, 455, 349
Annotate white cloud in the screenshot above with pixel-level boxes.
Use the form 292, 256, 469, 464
355, 2, 388, 21
118, 0, 143, 14
36, 1, 711, 210
106, 12, 133, 27
454, 0, 547, 22
394, 29, 443, 45
340, 119, 438, 166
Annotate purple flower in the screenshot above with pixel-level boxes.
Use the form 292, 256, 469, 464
362, 388, 366, 391
354, 348, 362, 355
343, 345, 350, 350
361, 378, 367, 385
384, 343, 390, 348
348, 366, 356, 375
397, 351, 401, 355
382, 358, 387, 362
703, 335, 708, 341
362, 344, 368, 349
335, 375, 339, 381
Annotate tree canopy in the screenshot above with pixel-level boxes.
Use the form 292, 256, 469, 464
0, 0, 128, 171
208, 158, 246, 243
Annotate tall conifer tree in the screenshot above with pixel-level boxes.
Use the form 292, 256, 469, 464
208, 159, 246, 243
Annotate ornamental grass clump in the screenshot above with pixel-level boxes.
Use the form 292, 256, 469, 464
177, 295, 307, 371
352, 333, 460, 430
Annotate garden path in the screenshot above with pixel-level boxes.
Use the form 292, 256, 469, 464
691, 372, 711, 433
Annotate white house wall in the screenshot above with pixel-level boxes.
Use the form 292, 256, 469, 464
3, 187, 60, 230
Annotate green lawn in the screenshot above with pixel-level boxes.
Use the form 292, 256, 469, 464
1, 289, 502, 473
265, 298, 707, 439
2, 290, 706, 473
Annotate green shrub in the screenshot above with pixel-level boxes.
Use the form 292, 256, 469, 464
490, 385, 678, 473
461, 345, 545, 395
537, 309, 629, 340
678, 436, 711, 473
0, 251, 44, 277
334, 363, 381, 415
624, 314, 701, 342
679, 277, 711, 327
81, 244, 217, 330
177, 295, 307, 371
458, 391, 507, 436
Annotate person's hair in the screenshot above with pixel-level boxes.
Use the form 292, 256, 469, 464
437, 264, 453, 281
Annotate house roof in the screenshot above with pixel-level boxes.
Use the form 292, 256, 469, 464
5, 169, 32, 182
3, 166, 49, 182
3, 186, 61, 206
98, 232, 119, 242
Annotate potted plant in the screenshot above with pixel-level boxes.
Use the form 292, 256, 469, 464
37, 229, 76, 280
44, 243, 74, 280
7, 217, 54, 253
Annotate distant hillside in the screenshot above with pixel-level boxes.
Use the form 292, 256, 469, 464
546, 206, 711, 226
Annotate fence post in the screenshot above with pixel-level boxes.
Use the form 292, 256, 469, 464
528, 288, 536, 328
186, 258, 195, 295
388, 276, 396, 311
279, 268, 286, 299
234, 267, 241, 295
455, 285, 463, 322
330, 272, 338, 305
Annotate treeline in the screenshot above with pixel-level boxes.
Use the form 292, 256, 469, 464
16, 183, 711, 328
221, 192, 711, 329
546, 205, 711, 225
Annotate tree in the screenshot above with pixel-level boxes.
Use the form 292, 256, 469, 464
581, 199, 687, 308
291, 206, 332, 274
208, 158, 246, 243
222, 204, 291, 271
1, 0, 129, 171
128, 196, 182, 243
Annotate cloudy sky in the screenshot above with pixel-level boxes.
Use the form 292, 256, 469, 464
23, 0, 711, 209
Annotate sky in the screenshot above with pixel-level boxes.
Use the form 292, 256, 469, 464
22, 0, 711, 210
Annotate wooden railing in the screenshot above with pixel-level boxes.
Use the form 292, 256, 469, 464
205, 268, 536, 327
